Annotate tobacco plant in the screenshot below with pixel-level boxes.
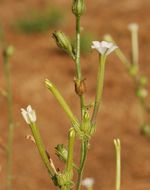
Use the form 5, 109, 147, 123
21, 1, 121, 190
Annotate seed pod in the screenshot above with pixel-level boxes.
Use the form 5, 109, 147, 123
74, 78, 86, 96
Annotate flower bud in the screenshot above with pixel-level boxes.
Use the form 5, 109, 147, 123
21, 105, 36, 125
72, 0, 85, 17
81, 110, 90, 132
3, 45, 14, 58
52, 31, 75, 59
140, 124, 150, 136
136, 88, 148, 99
55, 144, 68, 162
139, 76, 148, 86
128, 64, 138, 76
82, 177, 94, 188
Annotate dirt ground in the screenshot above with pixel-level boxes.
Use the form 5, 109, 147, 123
0, 0, 150, 190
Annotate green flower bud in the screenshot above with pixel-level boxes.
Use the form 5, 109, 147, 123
55, 144, 68, 162
3, 45, 14, 58
52, 31, 75, 59
140, 124, 150, 136
81, 110, 90, 132
128, 64, 138, 76
139, 76, 148, 86
72, 0, 85, 17
136, 88, 148, 99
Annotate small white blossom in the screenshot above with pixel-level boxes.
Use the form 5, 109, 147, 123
82, 177, 94, 188
91, 41, 118, 56
21, 105, 36, 124
128, 23, 139, 31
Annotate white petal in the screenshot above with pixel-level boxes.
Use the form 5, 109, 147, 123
106, 44, 118, 55
91, 41, 100, 49
97, 45, 107, 55
101, 41, 113, 48
29, 110, 36, 122
128, 23, 139, 31
91, 40, 117, 55
27, 105, 32, 112
82, 177, 94, 187
21, 108, 30, 124
21, 105, 36, 124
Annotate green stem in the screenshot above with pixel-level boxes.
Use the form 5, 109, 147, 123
75, 16, 84, 119
114, 139, 121, 190
91, 55, 106, 126
76, 140, 88, 190
29, 123, 56, 177
76, 16, 81, 80
3, 55, 14, 190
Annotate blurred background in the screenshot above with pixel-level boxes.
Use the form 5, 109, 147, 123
0, 0, 150, 189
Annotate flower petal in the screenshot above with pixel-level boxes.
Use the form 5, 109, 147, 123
106, 44, 118, 55
21, 108, 30, 124
82, 177, 94, 188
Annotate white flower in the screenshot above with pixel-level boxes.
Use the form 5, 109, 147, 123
82, 177, 94, 188
91, 41, 118, 55
128, 23, 139, 31
21, 105, 36, 124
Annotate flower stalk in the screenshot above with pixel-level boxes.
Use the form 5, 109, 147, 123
128, 23, 139, 68
76, 140, 88, 190
114, 139, 121, 190
91, 54, 106, 127
21, 106, 58, 184
75, 15, 85, 119
29, 122, 57, 177
3, 45, 14, 190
